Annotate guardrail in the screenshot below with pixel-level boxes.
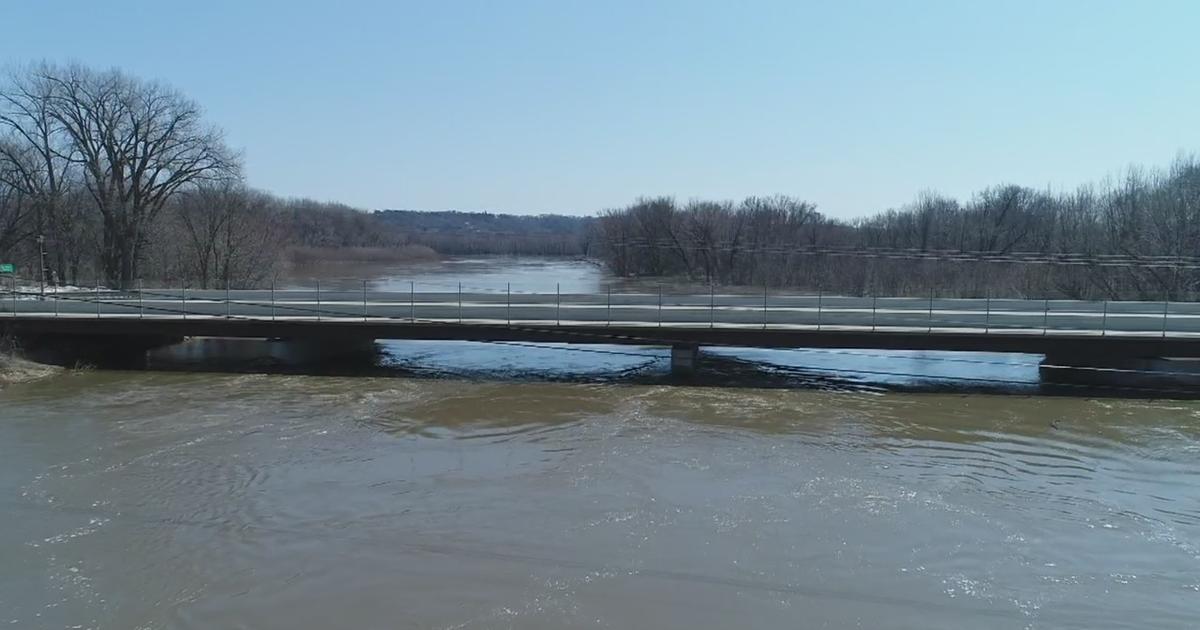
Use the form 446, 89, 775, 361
3, 283, 1199, 338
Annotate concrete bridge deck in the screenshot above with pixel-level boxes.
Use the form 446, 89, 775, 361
3, 288, 1200, 359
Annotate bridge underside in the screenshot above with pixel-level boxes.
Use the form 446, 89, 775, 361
6, 317, 1200, 354
1040, 353, 1200, 391
5, 330, 185, 368
6, 317, 1200, 389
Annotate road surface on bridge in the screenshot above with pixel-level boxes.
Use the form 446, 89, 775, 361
3, 288, 1199, 337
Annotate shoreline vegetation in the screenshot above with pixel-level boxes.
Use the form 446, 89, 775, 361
1, 62, 1198, 301
288, 245, 440, 265
594, 155, 1200, 302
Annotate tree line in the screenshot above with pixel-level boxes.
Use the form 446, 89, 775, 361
373, 210, 591, 257
0, 62, 250, 288
595, 157, 1200, 301
5, 62, 1198, 298
0, 63, 591, 289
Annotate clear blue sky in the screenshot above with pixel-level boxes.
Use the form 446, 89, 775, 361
4, 0, 1198, 217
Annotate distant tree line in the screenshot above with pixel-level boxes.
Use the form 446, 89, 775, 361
4, 62, 1199, 299
142, 190, 430, 289
0, 63, 591, 289
375, 210, 592, 257
595, 157, 1200, 301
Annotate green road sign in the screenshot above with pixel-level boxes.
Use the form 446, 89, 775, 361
0, 263, 13, 273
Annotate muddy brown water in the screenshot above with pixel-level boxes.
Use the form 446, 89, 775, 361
3, 258, 1199, 629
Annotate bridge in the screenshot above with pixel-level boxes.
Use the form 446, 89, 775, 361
4, 286, 1200, 387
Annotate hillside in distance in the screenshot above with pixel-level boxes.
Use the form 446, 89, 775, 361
375, 209, 593, 256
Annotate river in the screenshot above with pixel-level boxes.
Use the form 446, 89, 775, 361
2, 258, 1199, 629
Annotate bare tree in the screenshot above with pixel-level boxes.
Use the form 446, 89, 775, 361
0, 66, 97, 285
595, 156, 1200, 300
34, 64, 238, 287
0, 169, 27, 257
172, 183, 284, 289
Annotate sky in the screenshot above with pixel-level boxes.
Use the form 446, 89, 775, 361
3, 0, 1198, 217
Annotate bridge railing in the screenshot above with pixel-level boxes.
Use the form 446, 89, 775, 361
2, 283, 1198, 337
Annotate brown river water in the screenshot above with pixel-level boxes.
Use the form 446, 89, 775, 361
2, 259, 1200, 629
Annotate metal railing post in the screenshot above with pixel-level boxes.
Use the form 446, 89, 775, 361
606, 284, 611, 327
817, 287, 823, 331
871, 294, 878, 332
138, 279, 143, 319
316, 281, 321, 321
270, 281, 276, 321
10, 274, 15, 317
657, 284, 662, 327
507, 282, 511, 326
762, 284, 768, 330
984, 290, 991, 334
458, 282, 462, 323
1101, 300, 1108, 336
1042, 298, 1049, 335
54, 283, 59, 317
709, 282, 715, 328
96, 282, 100, 319
226, 285, 231, 319
182, 285, 187, 320
410, 281, 415, 322
556, 282, 561, 326
363, 280, 368, 321
1162, 299, 1170, 338
927, 287, 934, 334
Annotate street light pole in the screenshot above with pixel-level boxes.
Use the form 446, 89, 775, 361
36, 234, 46, 299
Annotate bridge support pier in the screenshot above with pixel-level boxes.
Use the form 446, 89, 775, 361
1041, 354, 1200, 394
671, 344, 699, 376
